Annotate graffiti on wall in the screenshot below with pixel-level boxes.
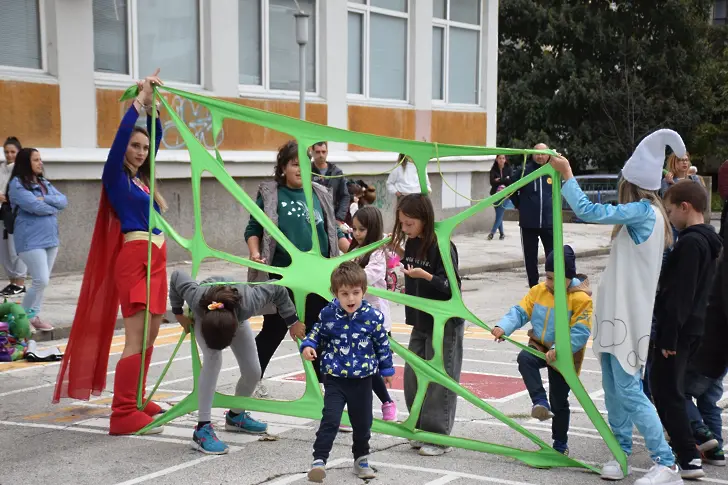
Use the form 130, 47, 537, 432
371, 178, 393, 211
121, 94, 224, 150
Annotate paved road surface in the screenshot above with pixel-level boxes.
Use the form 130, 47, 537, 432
3, 256, 728, 485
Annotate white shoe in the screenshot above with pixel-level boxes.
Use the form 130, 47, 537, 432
409, 440, 424, 449
141, 425, 164, 435
635, 463, 683, 485
419, 444, 453, 456
254, 382, 268, 398
601, 460, 631, 480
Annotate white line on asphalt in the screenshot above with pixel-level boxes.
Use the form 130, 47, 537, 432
368, 460, 538, 485
264, 458, 349, 484
463, 347, 598, 361
0, 354, 194, 398
112, 454, 224, 485
422, 475, 461, 485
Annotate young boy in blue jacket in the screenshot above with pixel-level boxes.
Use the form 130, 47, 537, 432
491, 246, 592, 456
301, 261, 394, 482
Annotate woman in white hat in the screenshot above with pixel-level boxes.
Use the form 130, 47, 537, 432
550, 129, 684, 485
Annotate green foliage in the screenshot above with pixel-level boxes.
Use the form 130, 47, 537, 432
712, 191, 724, 212
498, 0, 728, 173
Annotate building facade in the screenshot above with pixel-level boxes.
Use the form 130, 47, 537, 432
0, 0, 498, 272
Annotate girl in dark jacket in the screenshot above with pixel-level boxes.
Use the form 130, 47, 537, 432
488, 155, 514, 240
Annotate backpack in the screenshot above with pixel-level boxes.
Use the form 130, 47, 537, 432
0, 203, 18, 238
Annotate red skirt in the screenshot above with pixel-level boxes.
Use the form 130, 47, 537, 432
114, 240, 168, 318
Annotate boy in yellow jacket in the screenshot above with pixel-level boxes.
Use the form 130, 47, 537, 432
491, 245, 592, 456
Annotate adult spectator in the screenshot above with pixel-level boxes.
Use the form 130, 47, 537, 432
488, 154, 515, 240
310, 141, 350, 224
512, 143, 554, 288
0, 137, 27, 295
247, 140, 349, 397
386, 153, 432, 199
8, 148, 67, 332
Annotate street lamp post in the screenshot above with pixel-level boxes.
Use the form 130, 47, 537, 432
294, 10, 309, 121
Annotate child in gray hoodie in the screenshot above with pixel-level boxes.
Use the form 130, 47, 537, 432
169, 270, 301, 455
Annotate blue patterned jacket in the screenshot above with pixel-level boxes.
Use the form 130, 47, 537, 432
300, 299, 394, 379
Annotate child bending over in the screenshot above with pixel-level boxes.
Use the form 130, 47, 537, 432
301, 262, 394, 482
491, 246, 592, 456
169, 270, 301, 455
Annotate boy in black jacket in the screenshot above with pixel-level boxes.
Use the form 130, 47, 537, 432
651, 181, 723, 479
684, 248, 727, 467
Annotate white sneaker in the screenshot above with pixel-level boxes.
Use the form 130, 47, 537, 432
419, 444, 453, 456
601, 460, 631, 480
409, 440, 424, 449
254, 382, 268, 398
635, 463, 683, 485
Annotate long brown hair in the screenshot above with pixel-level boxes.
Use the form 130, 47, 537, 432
392, 194, 436, 260
128, 127, 168, 212
198, 285, 242, 350
612, 179, 672, 249
349, 206, 384, 269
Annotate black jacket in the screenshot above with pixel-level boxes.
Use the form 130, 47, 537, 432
312, 162, 350, 222
654, 224, 723, 351
403, 238, 463, 334
511, 160, 553, 229
489, 164, 513, 196
690, 250, 728, 379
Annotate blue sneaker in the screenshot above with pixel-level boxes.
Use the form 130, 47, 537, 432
191, 424, 229, 455
225, 411, 268, 434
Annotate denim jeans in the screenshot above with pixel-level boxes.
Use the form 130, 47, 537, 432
685, 367, 727, 447
489, 199, 515, 236
313, 375, 373, 462
601, 353, 675, 466
404, 320, 464, 436
18, 246, 58, 315
517, 349, 571, 451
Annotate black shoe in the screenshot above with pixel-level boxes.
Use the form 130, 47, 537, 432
487, 233, 494, 240
0, 284, 24, 296
695, 427, 720, 452
702, 448, 726, 466
679, 457, 705, 479
499, 234, 505, 240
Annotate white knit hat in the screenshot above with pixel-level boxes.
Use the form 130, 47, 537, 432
621, 129, 686, 191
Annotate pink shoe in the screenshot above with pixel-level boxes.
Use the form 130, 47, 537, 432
29, 316, 54, 332
381, 401, 397, 421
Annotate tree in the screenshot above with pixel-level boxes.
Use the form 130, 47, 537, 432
497, 0, 724, 173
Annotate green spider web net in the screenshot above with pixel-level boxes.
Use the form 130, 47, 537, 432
122, 84, 626, 474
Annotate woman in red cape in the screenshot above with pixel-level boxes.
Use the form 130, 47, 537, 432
53, 70, 169, 435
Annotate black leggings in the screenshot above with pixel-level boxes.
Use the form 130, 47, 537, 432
255, 284, 329, 381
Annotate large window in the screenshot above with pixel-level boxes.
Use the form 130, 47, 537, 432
432, 0, 481, 105
714, 0, 727, 25
239, 0, 317, 93
93, 0, 201, 85
0, 0, 42, 70
347, 0, 408, 101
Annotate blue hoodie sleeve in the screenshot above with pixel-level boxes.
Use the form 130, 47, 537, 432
41, 181, 67, 210
371, 311, 394, 377
496, 287, 536, 336
561, 178, 656, 245
103, 104, 140, 188
146, 110, 163, 156
300, 310, 325, 352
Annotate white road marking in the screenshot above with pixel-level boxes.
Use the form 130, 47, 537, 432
423, 475, 461, 485
264, 458, 349, 484
368, 460, 538, 485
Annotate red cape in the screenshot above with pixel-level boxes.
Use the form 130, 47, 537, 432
53, 189, 124, 402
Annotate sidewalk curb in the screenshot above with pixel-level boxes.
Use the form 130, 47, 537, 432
33, 246, 611, 343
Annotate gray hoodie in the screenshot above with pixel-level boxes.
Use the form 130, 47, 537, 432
169, 270, 298, 327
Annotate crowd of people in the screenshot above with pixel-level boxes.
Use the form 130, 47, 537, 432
15, 70, 722, 483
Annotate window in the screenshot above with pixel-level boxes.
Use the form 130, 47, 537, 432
239, 0, 317, 93
714, 0, 727, 25
0, 0, 42, 70
433, 0, 481, 105
92, 0, 201, 85
347, 1, 408, 101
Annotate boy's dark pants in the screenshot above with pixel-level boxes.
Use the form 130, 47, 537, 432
649, 337, 701, 462
313, 375, 373, 463
517, 350, 571, 449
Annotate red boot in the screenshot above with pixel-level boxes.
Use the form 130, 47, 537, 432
140, 347, 163, 417
109, 353, 155, 435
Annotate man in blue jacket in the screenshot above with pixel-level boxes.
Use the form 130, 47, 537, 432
512, 143, 554, 288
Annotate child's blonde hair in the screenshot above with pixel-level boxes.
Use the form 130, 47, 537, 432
612, 180, 673, 249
